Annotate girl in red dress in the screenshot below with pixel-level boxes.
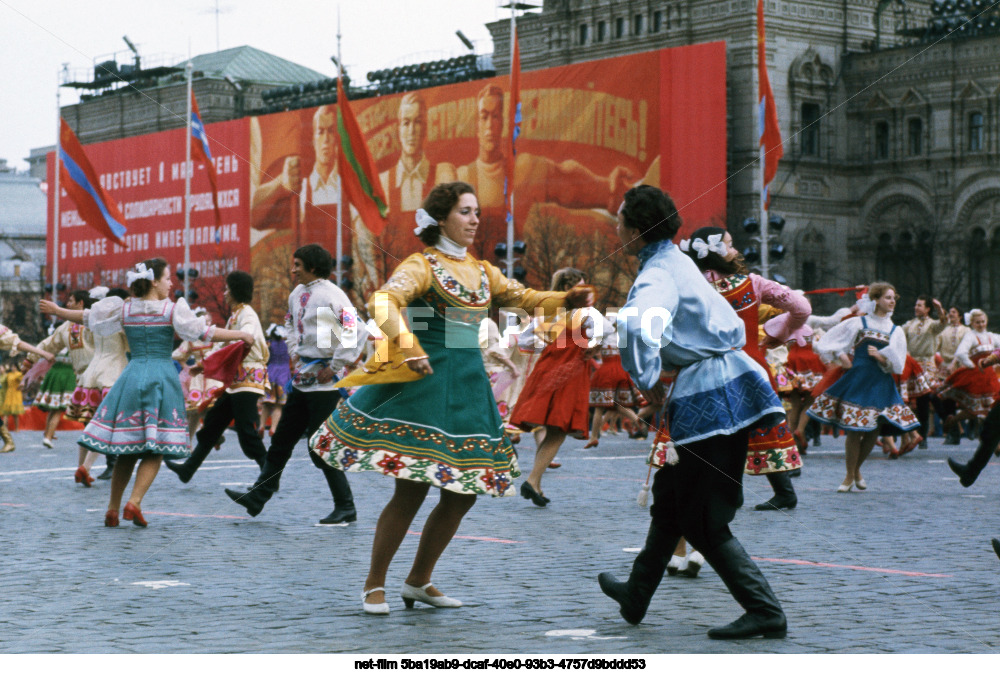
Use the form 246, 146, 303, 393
510, 268, 599, 506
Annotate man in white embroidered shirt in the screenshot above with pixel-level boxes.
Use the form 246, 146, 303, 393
226, 244, 365, 525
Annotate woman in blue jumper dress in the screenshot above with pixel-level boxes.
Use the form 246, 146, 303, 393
807, 282, 919, 492
42, 258, 253, 528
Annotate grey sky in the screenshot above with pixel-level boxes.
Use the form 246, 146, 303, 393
0, 0, 506, 172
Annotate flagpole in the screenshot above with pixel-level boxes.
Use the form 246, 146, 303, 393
506, 7, 516, 280
184, 60, 193, 300
53, 70, 61, 304
335, 6, 343, 287
757, 7, 770, 280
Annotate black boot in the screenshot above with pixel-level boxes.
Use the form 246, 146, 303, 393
225, 460, 282, 517
992, 538, 1000, 561
165, 441, 213, 483
754, 471, 797, 511
313, 453, 356, 525
947, 407, 1000, 487
702, 538, 787, 639
598, 523, 678, 625
97, 454, 116, 480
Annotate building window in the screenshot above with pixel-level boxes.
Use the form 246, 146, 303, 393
970, 112, 984, 152
801, 103, 821, 157
970, 228, 987, 306
801, 260, 818, 292
907, 118, 922, 156
579, 24, 588, 45
652, 10, 663, 32
875, 121, 889, 159
634, 14, 644, 35
876, 233, 893, 280
615, 17, 625, 38
597, 21, 606, 42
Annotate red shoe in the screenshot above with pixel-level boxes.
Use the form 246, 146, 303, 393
104, 509, 119, 527
548, 462, 561, 469
123, 502, 148, 527
74, 466, 94, 487
900, 435, 923, 455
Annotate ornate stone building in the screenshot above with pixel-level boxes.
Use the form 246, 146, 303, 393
488, 1, 1000, 316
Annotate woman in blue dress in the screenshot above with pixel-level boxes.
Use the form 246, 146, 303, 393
807, 282, 919, 491
42, 258, 253, 527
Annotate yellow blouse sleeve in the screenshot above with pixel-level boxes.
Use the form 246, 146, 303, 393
481, 259, 566, 317
367, 253, 433, 354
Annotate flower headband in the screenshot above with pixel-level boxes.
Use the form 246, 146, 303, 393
413, 209, 439, 236
965, 309, 985, 326
126, 263, 155, 286
89, 286, 109, 300
679, 233, 727, 259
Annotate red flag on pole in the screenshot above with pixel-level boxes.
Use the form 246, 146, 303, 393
58, 119, 127, 246
336, 77, 389, 236
757, 0, 783, 205
189, 92, 223, 242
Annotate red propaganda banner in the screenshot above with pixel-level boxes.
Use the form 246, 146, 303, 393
47, 45, 726, 329
249, 44, 727, 324
47, 118, 249, 322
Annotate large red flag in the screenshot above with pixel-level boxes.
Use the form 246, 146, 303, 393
58, 119, 127, 246
189, 92, 223, 231
336, 77, 389, 236
757, 0, 783, 204
504, 27, 521, 222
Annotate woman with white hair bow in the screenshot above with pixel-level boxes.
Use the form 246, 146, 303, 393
54, 286, 132, 486
42, 258, 253, 528
937, 308, 1000, 433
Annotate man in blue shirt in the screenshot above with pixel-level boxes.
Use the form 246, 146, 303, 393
598, 185, 788, 640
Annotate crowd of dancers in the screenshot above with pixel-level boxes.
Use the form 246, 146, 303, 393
3, 182, 1000, 638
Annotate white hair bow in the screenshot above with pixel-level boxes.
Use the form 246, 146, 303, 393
89, 286, 109, 300
413, 209, 439, 236
855, 297, 875, 316
126, 263, 154, 286
965, 309, 983, 326
690, 233, 728, 259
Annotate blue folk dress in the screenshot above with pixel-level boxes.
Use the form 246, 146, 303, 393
807, 315, 919, 432
78, 296, 214, 457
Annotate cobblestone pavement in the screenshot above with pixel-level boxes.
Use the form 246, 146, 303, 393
1, 427, 999, 654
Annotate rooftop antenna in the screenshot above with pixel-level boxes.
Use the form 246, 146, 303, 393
122, 34, 140, 69
456, 30, 475, 51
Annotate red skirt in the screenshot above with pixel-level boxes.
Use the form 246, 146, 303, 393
589, 354, 642, 407
896, 355, 933, 401
510, 341, 593, 433
938, 366, 1000, 417
786, 342, 827, 393
810, 366, 844, 398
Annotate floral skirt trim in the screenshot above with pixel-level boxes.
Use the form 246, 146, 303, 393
937, 388, 997, 418
78, 409, 191, 458
806, 393, 920, 432
310, 408, 520, 498
588, 387, 642, 408
64, 386, 112, 423
35, 391, 73, 412
789, 371, 823, 392
745, 421, 802, 474
262, 382, 287, 405
900, 373, 933, 402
